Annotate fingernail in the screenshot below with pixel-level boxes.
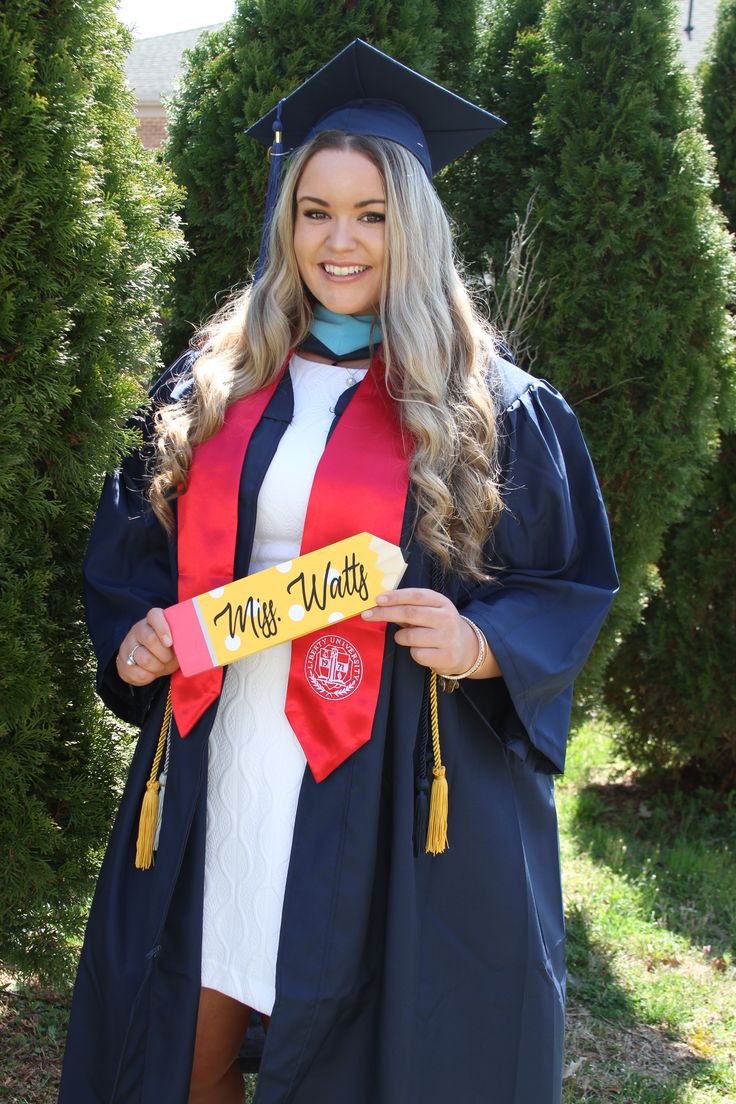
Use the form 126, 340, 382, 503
361, 609, 373, 619
375, 595, 388, 605
163, 635, 172, 647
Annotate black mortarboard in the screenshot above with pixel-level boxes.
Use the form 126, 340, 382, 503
246, 39, 505, 276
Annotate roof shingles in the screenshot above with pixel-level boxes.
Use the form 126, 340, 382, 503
125, 24, 223, 104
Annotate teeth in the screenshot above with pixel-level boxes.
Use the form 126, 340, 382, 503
323, 264, 368, 276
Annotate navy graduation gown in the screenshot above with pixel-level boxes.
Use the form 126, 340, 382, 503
59, 355, 617, 1104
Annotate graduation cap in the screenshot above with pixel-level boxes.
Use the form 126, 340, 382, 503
246, 39, 506, 276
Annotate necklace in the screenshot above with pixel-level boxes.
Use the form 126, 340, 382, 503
336, 360, 367, 386
322, 358, 369, 414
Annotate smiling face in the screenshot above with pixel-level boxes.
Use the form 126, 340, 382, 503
293, 147, 386, 316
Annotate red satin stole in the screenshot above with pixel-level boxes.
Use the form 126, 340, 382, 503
171, 356, 410, 782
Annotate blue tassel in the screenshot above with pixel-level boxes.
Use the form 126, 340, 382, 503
254, 99, 285, 282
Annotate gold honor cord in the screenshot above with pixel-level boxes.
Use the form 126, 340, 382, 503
134, 677, 451, 868
425, 671, 449, 854
135, 691, 172, 870
134, 667, 450, 868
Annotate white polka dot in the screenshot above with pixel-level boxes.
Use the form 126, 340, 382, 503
209, 586, 225, 598
288, 604, 305, 622
328, 611, 344, 624
276, 560, 293, 573
225, 634, 241, 651
326, 567, 341, 584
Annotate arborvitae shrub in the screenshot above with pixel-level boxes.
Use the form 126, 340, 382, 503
456, 0, 735, 719
444, 0, 546, 272
604, 431, 736, 780
0, 0, 183, 982
162, 0, 444, 359
604, 0, 736, 779
433, 0, 479, 89
521, 0, 736, 698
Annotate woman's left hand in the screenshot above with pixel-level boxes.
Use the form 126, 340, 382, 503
361, 588, 500, 679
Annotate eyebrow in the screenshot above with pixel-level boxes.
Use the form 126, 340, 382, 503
297, 195, 386, 207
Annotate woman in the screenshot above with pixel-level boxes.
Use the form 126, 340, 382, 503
60, 41, 617, 1104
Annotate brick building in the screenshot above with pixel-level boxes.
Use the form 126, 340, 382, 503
125, 3, 722, 152
125, 24, 223, 149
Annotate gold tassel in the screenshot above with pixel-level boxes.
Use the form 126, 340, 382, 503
135, 779, 161, 870
135, 691, 172, 870
426, 765, 449, 854
425, 671, 449, 854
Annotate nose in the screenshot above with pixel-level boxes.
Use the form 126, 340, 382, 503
326, 218, 357, 252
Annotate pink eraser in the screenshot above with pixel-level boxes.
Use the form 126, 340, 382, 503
164, 599, 215, 677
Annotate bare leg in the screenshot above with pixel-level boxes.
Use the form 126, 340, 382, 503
188, 987, 251, 1104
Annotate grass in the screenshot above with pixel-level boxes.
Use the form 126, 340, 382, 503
0, 973, 69, 1103
559, 718, 736, 1103
2, 719, 735, 1102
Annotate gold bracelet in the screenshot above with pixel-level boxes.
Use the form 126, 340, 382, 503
437, 616, 488, 693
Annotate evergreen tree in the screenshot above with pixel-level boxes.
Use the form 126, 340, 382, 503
433, 0, 479, 90
447, 0, 546, 272
603, 431, 736, 780
163, 0, 442, 360
522, 0, 736, 695
0, 0, 183, 981
603, 0, 736, 779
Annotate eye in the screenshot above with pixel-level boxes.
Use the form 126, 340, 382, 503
359, 211, 385, 224
303, 209, 328, 220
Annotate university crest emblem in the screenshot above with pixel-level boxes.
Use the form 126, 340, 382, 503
304, 634, 363, 701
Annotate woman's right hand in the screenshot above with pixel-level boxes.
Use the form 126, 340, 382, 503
116, 608, 180, 686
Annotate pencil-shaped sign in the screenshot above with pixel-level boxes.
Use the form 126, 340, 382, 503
165, 532, 407, 677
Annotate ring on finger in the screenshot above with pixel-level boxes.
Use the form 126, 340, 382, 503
125, 644, 142, 667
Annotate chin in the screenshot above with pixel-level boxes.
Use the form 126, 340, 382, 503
320, 292, 378, 316
306, 275, 379, 317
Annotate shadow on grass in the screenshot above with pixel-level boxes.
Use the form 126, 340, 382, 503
570, 773, 736, 958
563, 907, 720, 1103
0, 930, 721, 1104
0, 976, 70, 1104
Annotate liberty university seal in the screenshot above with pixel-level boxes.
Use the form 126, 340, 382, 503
304, 634, 363, 701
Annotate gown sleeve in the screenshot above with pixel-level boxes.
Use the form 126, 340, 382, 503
82, 353, 195, 726
457, 375, 618, 774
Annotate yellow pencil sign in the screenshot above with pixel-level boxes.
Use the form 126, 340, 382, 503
165, 532, 406, 677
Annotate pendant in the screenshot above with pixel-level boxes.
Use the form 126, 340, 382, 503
333, 359, 358, 386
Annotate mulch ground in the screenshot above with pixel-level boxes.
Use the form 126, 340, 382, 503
0, 973, 68, 1104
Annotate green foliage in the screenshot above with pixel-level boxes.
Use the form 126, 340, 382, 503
0, 0, 183, 982
604, 2, 736, 779
699, 0, 736, 226
521, 0, 736, 697
458, 2, 735, 711
603, 433, 736, 778
556, 722, 736, 1102
163, 0, 445, 359
446, 0, 546, 270
433, 0, 479, 89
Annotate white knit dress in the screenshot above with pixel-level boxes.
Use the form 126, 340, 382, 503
200, 354, 367, 1015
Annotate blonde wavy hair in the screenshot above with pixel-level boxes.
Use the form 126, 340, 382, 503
150, 131, 504, 580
